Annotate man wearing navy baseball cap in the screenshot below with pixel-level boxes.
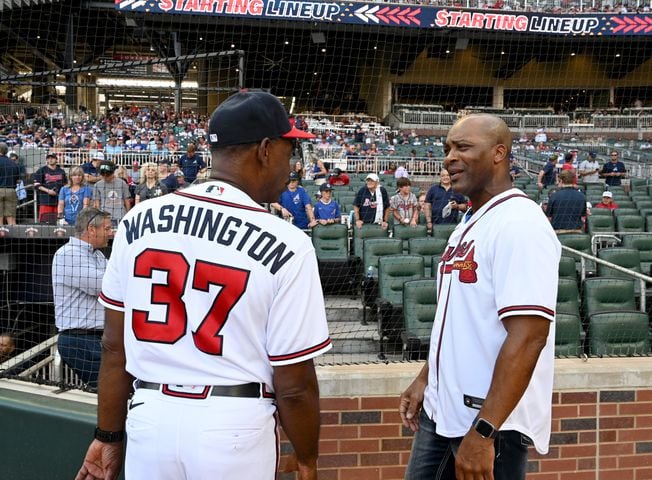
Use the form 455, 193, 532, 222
75, 90, 330, 480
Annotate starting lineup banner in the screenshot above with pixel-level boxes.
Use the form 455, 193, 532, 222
116, 0, 652, 36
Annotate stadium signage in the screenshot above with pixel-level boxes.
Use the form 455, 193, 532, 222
117, 0, 652, 36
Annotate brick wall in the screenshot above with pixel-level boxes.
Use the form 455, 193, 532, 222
277, 360, 652, 480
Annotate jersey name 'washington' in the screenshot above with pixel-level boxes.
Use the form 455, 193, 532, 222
122, 189, 294, 275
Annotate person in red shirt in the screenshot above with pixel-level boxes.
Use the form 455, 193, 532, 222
560, 152, 577, 185
328, 168, 350, 186
594, 191, 619, 210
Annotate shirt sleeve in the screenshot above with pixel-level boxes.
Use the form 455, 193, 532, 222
266, 246, 332, 366
493, 211, 560, 322
53, 246, 106, 296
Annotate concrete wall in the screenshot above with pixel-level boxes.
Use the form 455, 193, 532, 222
2, 358, 652, 479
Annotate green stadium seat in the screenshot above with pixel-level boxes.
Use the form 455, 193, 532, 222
409, 237, 448, 277
402, 279, 437, 360
431, 223, 458, 241
614, 208, 640, 217
557, 233, 595, 277
353, 224, 389, 258
588, 208, 613, 217
622, 234, 652, 275
361, 238, 403, 322
393, 224, 428, 253
559, 255, 578, 280
377, 255, 424, 358
556, 278, 580, 318
582, 277, 636, 321
555, 313, 583, 358
597, 247, 642, 278
312, 224, 359, 295
616, 215, 645, 233
587, 215, 615, 235
588, 311, 650, 357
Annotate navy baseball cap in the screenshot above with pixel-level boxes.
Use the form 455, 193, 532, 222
208, 91, 315, 148
288, 172, 300, 182
319, 183, 333, 192
589, 152, 597, 158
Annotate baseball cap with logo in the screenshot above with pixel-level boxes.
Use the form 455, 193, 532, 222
288, 172, 300, 182
319, 183, 333, 192
208, 91, 316, 148
602, 191, 613, 198
365, 173, 380, 182
92, 151, 105, 161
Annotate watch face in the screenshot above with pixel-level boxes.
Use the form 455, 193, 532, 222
475, 418, 496, 439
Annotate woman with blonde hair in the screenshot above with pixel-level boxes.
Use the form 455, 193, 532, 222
135, 162, 168, 204
57, 166, 92, 225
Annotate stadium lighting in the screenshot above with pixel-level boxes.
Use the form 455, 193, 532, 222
231, 44, 235, 48
199, 37, 203, 41
501, 51, 505, 55
96, 78, 199, 88
373, 46, 377, 50
313, 72, 318, 75
284, 41, 289, 45
321, 48, 327, 53
571, 52, 576, 56
616, 53, 621, 57
36, 35, 40, 39
445, 50, 450, 54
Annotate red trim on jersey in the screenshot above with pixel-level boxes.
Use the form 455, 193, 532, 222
99, 292, 124, 308
498, 305, 555, 317
161, 384, 211, 399
268, 338, 332, 362
174, 190, 269, 213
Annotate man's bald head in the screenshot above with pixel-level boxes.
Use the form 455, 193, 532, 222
455, 114, 512, 157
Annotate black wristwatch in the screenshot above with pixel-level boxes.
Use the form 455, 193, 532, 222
473, 417, 498, 439
94, 427, 125, 443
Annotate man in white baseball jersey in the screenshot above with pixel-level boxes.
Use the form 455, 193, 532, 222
75, 91, 330, 480
399, 114, 560, 480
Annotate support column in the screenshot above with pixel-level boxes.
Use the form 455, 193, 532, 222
493, 85, 504, 109
609, 86, 615, 108
196, 59, 209, 115
31, 57, 53, 104
64, 14, 77, 111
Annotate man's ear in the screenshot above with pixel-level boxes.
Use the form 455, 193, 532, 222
257, 138, 272, 167
494, 144, 508, 165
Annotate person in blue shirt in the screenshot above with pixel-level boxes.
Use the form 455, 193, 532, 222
313, 183, 341, 225
547, 170, 587, 233
178, 143, 207, 183
57, 166, 92, 225
271, 172, 316, 229
537, 154, 558, 190
424, 169, 467, 227
600, 151, 626, 187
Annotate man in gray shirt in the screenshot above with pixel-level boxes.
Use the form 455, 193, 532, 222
92, 161, 131, 226
52, 208, 112, 388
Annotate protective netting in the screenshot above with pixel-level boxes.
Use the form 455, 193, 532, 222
0, 0, 651, 390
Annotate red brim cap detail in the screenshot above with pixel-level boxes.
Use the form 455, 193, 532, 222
282, 126, 316, 140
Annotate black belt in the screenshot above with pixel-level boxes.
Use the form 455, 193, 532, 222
135, 380, 267, 399
61, 329, 104, 336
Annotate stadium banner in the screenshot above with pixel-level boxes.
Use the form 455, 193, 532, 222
116, 0, 652, 36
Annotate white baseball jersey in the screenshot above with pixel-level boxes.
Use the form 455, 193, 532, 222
99, 180, 332, 389
423, 188, 560, 454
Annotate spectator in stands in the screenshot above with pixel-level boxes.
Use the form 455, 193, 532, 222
149, 139, 169, 162
271, 172, 316, 230
178, 143, 207, 184
130, 161, 141, 184
353, 173, 390, 230
328, 168, 350, 186
81, 151, 104, 185
594, 191, 619, 210
0, 142, 20, 225
578, 152, 602, 185
561, 152, 577, 184
104, 137, 122, 162
33, 152, 67, 223
313, 183, 341, 225
134, 162, 168, 204
52, 207, 111, 389
92, 161, 131, 227
8, 151, 26, 180
417, 190, 426, 212
537, 154, 558, 190
57, 167, 92, 226
509, 156, 522, 180
311, 157, 328, 186
158, 161, 178, 192
424, 169, 467, 228
601, 151, 626, 187
174, 170, 188, 189
390, 177, 419, 226
0, 332, 15, 363
384, 162, 397, 176
293, 161, 305, 183
547, 170, 587, 233
394, 161, 409, 179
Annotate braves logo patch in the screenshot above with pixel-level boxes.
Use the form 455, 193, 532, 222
440, 241, 478, 283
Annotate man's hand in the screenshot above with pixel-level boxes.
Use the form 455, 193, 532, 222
454, 431, 495, 480
355, 219, 363, 229
75, 439, 123, 480
399, 374, 427, 432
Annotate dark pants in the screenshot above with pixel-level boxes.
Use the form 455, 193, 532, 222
57, 331, 102, 388
405, 410, 530, 480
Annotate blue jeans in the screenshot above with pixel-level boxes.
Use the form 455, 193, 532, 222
57, 331, 102, 388
405, 410, 530, 480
